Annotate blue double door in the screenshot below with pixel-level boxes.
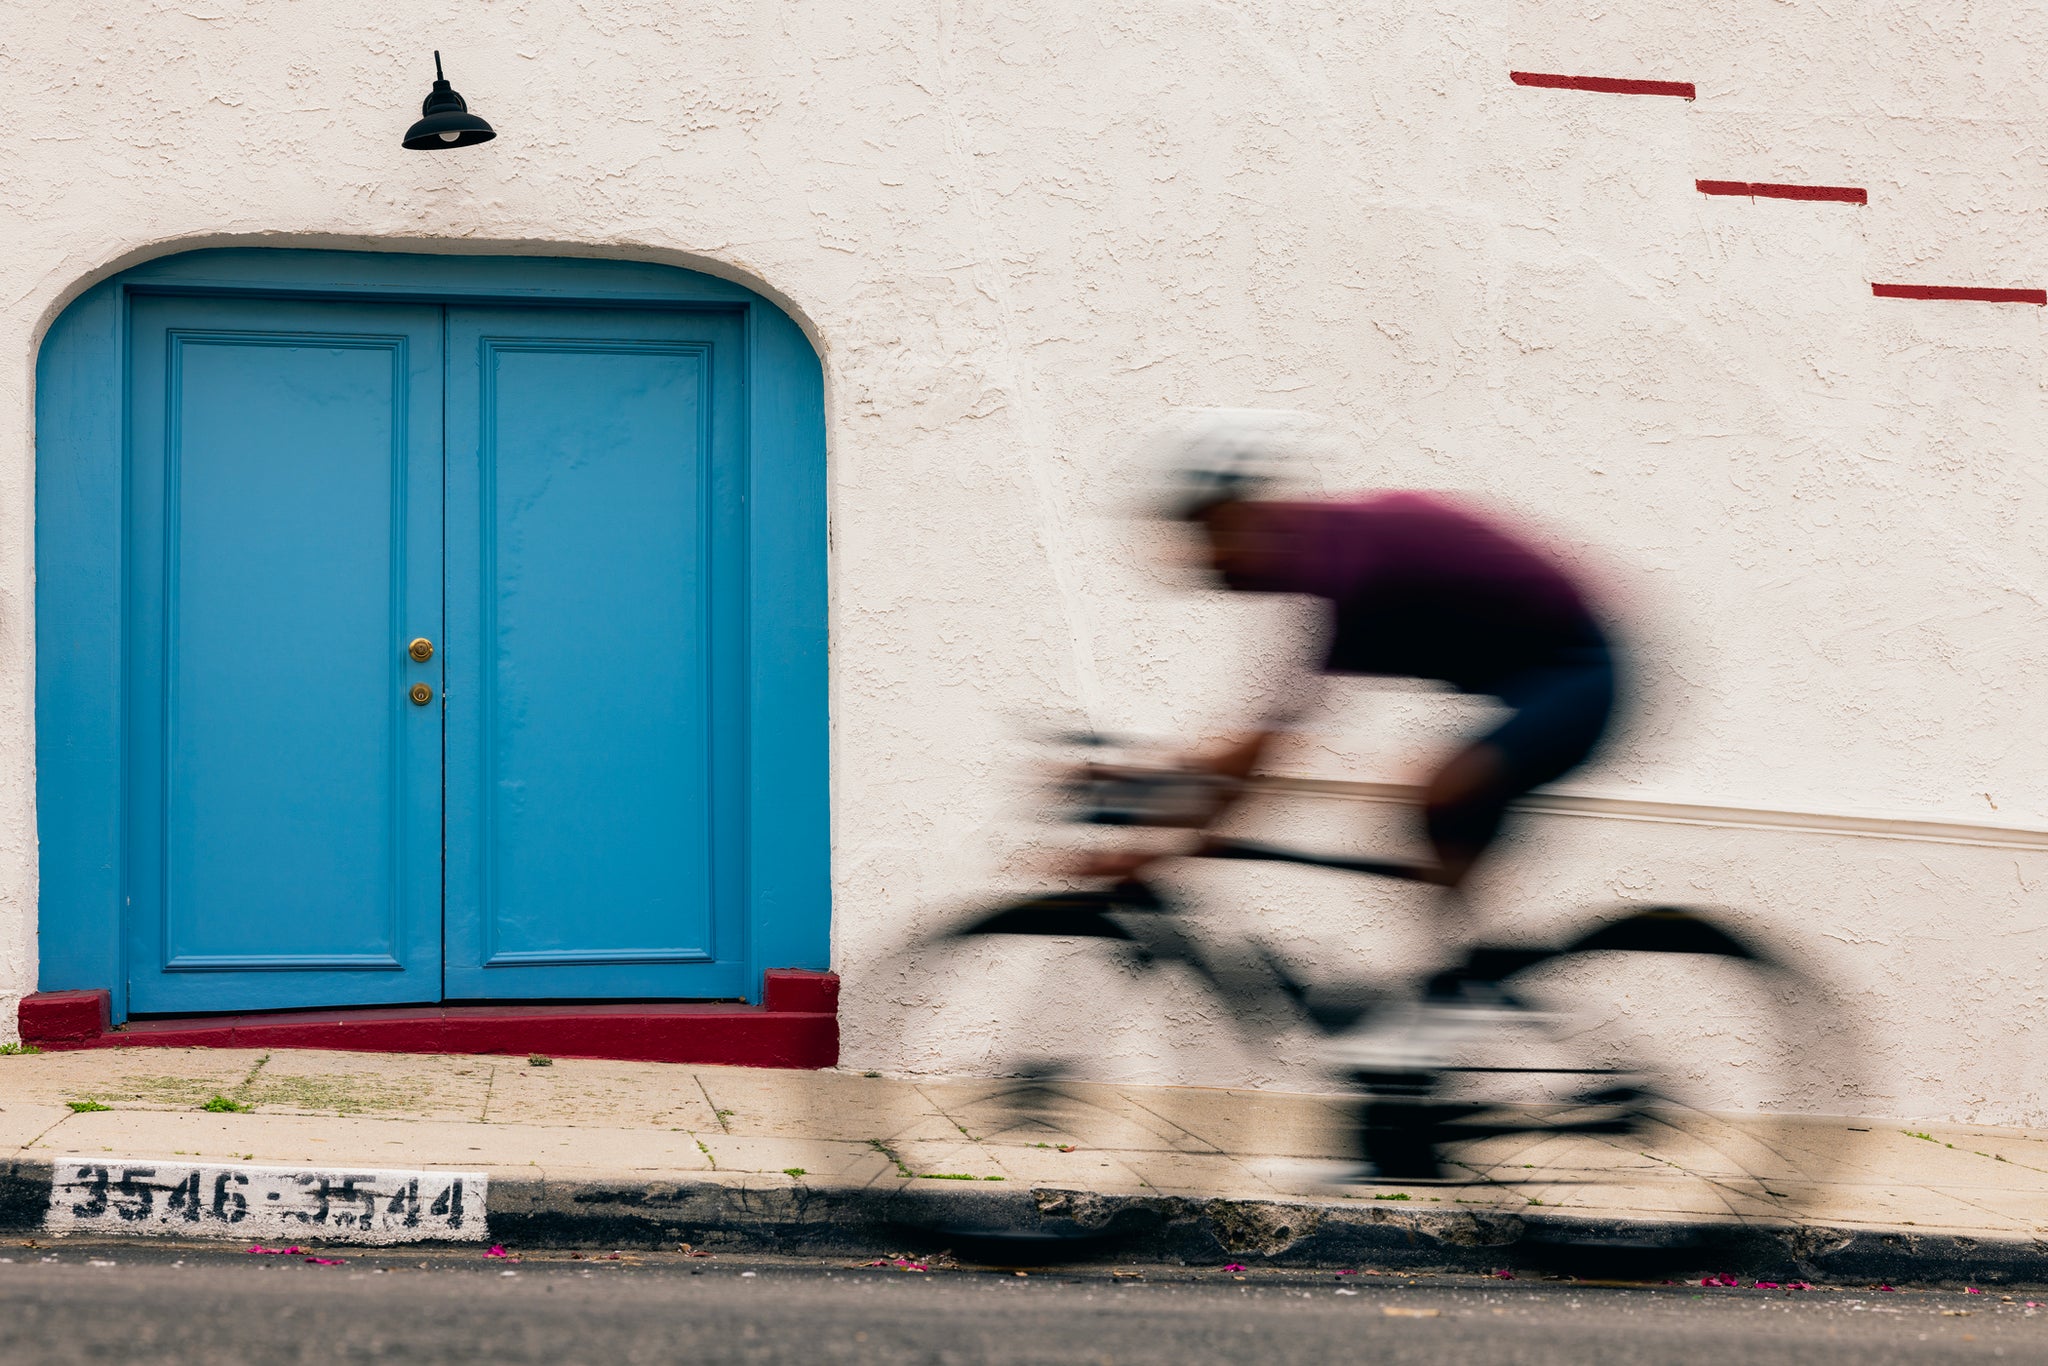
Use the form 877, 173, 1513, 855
126, 296, 747, 1013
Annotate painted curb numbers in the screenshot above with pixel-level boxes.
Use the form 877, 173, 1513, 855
47, 1158, 490, 1243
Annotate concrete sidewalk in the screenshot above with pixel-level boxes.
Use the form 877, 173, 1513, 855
3, 1046, 2045, 1283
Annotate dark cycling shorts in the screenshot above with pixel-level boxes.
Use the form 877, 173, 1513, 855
1424, 643, 1618, 859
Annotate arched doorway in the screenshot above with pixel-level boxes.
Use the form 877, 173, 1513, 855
36, 249, 827, 1022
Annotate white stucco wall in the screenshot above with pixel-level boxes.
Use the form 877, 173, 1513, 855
1, 3, 2042, 1124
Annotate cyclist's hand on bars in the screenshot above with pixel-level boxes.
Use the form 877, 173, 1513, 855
1063, 762, 1241, 828
1063, 848, 1170, 880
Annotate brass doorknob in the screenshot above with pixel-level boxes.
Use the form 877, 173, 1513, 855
408, 638, 435, 662
409, 683, 434, 706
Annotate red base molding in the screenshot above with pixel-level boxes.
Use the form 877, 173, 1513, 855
17, 971, 838, 1069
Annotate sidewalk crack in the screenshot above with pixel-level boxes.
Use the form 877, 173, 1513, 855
1119, 1094, 1226, 1155
20, 1110, 76, 1154
694, 1076, 729, 1133
867, 1138, 914, 1179
912, 1084, 981, 1143
480, 1066, 500, 1123
233, 1053, 271, 1104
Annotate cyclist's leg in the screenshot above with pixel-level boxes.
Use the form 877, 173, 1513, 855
1421, 644, 1618, 888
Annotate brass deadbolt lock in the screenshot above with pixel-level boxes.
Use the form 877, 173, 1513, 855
409, 683, 434, 706
408, 638, 435, 662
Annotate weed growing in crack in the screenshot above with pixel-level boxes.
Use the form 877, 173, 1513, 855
866, 1139, 913, 1179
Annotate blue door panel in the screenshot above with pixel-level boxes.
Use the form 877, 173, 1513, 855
125, 297, 445, 1013
443, 307, 749, 1000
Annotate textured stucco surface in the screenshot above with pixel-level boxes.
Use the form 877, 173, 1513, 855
0, 4, 2043, 1122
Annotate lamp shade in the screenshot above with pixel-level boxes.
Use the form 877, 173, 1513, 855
403, 52, 496, 150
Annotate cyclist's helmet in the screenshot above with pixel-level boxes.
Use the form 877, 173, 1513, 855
1149, 408, 1322, 520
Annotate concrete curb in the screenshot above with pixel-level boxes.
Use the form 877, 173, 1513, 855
489, 1176, 2048, 1286
5, 1156, 2043, 1286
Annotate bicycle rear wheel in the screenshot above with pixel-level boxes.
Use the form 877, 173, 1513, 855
1341, 906, 1870, 1247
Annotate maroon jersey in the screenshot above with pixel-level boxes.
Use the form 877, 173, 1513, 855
1227, 493, 1604, 694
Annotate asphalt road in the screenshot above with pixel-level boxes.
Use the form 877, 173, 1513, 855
0, 1241, 2040, 1364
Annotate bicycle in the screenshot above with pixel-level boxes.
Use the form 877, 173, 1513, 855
869, 736, 1865, 1262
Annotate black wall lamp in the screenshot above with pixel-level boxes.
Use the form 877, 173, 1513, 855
402, 51, 496, 150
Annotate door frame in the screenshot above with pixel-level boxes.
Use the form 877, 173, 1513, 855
35, 247, 829, 1023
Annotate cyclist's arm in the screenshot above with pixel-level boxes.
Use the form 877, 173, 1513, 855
1203, 728, 1277, 784
1194, 672, 1325, 814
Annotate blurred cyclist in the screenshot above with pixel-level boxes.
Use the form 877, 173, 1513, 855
1081, 411, 1620, 903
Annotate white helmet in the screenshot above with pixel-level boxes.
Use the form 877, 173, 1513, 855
1147, 408, 1325, 519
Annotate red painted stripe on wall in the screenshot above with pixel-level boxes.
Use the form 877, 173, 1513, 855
1697, 180, 1866, 205
1872, 283, 2046, 305
1510, 71, 1696, 100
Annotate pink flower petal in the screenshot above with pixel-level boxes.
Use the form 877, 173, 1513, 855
484, 1246, 511, 1258
1220, 1263, 1248, 1273
305, 1257, 346, 1266
1493, 1270, 1515, 1280
1964, 1287, 1983, 1295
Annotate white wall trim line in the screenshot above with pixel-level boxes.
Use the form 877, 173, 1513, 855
1256, 777, 2048, 852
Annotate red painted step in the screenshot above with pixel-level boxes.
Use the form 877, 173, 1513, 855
16, 970, 838, 1069
17, 989, 109, 1044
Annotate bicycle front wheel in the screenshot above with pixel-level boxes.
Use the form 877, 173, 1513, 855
850, 887, 1224, 1248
